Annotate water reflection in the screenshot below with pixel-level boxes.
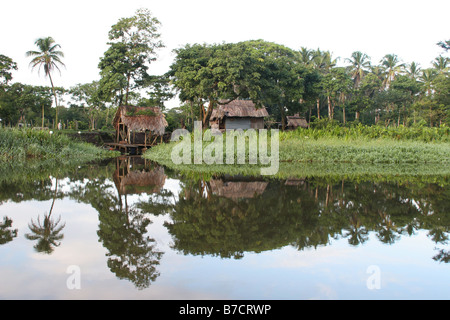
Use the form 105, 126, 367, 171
93, 156, 165, 290
148, 175, 449, 262
0, 216, 17, 245
0, 157, 449, 292
25, 177, 66, 254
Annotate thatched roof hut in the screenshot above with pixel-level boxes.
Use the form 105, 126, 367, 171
210, 100, 269, 130
113, 106, 168, 136
209, 179, 268, 200
286, 114, 308, 130
113, 166, 167, 195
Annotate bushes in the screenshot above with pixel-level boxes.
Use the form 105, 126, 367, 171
280, 122, 450, 142
0, 128, 117, 162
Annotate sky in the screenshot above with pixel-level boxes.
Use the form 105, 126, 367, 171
1, 0, 449, 106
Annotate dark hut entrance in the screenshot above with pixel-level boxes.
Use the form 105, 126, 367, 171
108, 106, 168, 154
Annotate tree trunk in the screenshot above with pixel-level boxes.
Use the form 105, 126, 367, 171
430, 105, 433, 127
343, 106, 346, 125
355, 111, 360, 121
125, 74, 131, 106
327, 96, 332, 120
41, 104, 45, 128
202, 99, 214, 128
280, 106, 286, 131
48, 73, 58, 129
190, 100, 194, 128
317, 99, 320, 119
308, 105, 312, 128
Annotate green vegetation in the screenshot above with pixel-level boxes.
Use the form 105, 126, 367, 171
0, 8, 448, 181
282, 121, 450, 142
0, 6, 448, 136
0, 128, 118, 163
144, 125, 450, 179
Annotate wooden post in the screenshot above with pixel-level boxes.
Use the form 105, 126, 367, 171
144, 131, 147, 148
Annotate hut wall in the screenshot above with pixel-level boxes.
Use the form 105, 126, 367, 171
225, 117, 252, 130
250, 118, 265, 129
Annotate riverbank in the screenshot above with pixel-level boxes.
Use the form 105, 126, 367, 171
143, 126, 450, 180
0, 128, 119, 163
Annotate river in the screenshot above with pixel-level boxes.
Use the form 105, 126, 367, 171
0, 156, 449, 299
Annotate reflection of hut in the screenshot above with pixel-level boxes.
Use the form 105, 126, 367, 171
284, 178, 306, 186
286, 114, 308, 130
111, 106, 168, 152
210, 100, 269, 130
113, 156, 166, 195
209, 179, 268, 200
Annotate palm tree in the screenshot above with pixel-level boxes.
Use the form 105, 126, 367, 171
298, 47, 314, 67
419, 68, 438, 127
345, 51, 371, 88
26, 37, 65, 129
380, 54, 405, 89
311, 49, 339, 119
437, 39, 450, 52
404, 61, 421, 80
25, 179, 65, 254
312, 49, 339, 72
432, 56, 449, 75
420, 68, 437, 96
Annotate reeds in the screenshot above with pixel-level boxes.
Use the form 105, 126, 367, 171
280, 123, 450, 143
0, 128, 118, 162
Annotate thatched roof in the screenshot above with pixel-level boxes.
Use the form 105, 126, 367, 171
113, 166, 167, 195
209, 179, 268, 200
286, 114, 308, 129
113, 106, 168, 136
210, 100, 269, 120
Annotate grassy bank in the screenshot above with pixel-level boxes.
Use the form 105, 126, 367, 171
143, 126, 450, 179
0, 128, 118, 163
281, 123, 450, 142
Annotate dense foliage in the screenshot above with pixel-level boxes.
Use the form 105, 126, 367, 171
0, 5, 447, 133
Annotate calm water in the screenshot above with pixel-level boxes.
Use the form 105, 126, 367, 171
0, 157, 449, 300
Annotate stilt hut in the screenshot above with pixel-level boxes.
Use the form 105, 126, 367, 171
113, 156, 167, 196
112, 106, 168, 152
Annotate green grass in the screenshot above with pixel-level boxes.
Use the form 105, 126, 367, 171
279, 137, 450, 164
0, 128, 119, 163
143, 127, 450, 179
283, 122, 450, 142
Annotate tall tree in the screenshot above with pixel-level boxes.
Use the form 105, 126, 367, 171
437, 39, 450, 52
404, 61, 421, 80
0, 54, 18, 86
26, 37, 65, 128
70, 81, 104, 130
169, 40, 308, 128
311, 49, 339, 119
99, 8, 164, 106
345, 51, 371, 88
380, 54, 404, 89
432, 56, 449, 75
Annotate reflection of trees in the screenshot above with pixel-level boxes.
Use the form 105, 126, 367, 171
0, 216, 18, 245
156, 175, 450, 261
97, 201, 163, 290
25, 179, 65, 254
433, 249, 450, 263
1, 158, 449, 265
25, 215, 65, 254
162, 177, 328, 259
69, 157, 165, 289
